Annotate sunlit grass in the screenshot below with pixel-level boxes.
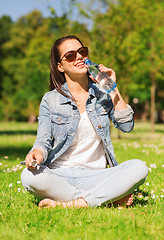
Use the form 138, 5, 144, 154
0, 121, 163, 240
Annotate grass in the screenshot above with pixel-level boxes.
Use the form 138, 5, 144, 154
0, 121, 163, 240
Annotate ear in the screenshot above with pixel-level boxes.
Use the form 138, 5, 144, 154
58, 62, 64, 73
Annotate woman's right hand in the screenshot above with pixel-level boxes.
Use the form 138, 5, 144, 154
25, 149, 44, 169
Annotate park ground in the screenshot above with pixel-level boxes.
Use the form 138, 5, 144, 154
0, 121, 163, 240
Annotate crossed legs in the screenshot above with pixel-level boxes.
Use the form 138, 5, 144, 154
21, 159, 148, 208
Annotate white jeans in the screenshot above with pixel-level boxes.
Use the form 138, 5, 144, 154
21, 159, 148, 207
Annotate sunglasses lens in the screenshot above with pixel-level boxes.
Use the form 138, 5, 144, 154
79, 47, 88, 57
62, 47, 88, 62
65, 51, 76, 62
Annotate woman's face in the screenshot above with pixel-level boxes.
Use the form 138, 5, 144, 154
57, 39, 88, 80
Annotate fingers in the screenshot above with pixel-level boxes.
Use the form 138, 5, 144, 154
98, 64, 116, 82
25, 152, 33, 167
25, 150, 43, 169
25, 152, 36, 169
89, 64, 116, 83
98, 64, 113, 74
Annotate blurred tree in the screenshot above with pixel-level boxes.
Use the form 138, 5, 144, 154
2, 10, 50, 121
77, 0, 164, 131
0, 16, 13, 119
1, 9, 90, 121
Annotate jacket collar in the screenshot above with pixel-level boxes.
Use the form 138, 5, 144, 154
60, 82, 72, 104
88, 78, 97, 98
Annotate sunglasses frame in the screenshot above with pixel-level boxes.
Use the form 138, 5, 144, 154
60, 46, 88, 63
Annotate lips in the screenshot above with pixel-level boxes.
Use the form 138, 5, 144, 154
75, 61, 85, 67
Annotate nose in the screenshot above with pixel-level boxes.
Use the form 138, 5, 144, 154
76, 52, 83, 60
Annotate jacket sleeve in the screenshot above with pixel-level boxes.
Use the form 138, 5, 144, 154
31, 94, 53, 162
109, 103, 134, 133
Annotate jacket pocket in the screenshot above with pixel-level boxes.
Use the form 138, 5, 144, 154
96, 105, 111, 128
51, 114, 70, 139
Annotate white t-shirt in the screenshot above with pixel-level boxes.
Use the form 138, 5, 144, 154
49, 111, 106, 169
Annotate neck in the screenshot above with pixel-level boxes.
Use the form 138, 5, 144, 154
66, 74, 89, 95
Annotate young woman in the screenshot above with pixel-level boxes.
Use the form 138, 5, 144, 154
21, 35, 148, 208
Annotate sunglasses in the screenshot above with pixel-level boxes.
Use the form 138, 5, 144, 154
60, 46, 88, 63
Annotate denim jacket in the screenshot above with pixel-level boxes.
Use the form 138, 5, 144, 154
32, 79, 134, 167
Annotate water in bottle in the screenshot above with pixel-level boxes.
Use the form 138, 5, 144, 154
84, 58, 117, 94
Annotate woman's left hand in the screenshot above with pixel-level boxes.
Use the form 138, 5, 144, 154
98, 64, 116, 83
89, 64, 116, 83
89, 64, 128, 110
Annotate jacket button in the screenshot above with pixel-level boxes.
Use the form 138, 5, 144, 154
57, 117, 61, 122
98, 125, 101, 129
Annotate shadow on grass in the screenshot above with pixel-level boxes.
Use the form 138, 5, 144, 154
155, 129, 164, 133
100, 189, 150, 209
131, 189, 149, 207
0, 146, 32, 159
0, 130, 37, 136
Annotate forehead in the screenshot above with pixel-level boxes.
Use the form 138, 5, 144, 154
59, 39, 82, 56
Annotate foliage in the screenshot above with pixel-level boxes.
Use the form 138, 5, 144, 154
0, 16, 13, 119
0, 1, 164, 122
0, 10, 90, 121
1, 11, 51, 121
88, 0, 164, 104
0, 121, 164, 239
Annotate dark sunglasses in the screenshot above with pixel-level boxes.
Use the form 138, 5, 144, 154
60, 46, 88, 63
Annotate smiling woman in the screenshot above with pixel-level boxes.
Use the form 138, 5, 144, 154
49, 36, 89, 99
21, 35, 148, 209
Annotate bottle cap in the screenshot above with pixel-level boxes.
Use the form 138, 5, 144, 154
84, 58, 91, 65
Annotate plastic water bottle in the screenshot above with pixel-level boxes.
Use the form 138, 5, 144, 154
84, 58, 117, 94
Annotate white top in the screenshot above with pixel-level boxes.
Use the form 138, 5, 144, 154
49, 111, 106, 169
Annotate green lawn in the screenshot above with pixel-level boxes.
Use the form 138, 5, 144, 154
0, 121, 163, 240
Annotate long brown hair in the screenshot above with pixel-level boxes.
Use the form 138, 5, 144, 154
50, 35, 85, 98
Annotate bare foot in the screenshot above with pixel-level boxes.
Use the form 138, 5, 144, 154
38, 197, 88, 209
112, 194, 133, 207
